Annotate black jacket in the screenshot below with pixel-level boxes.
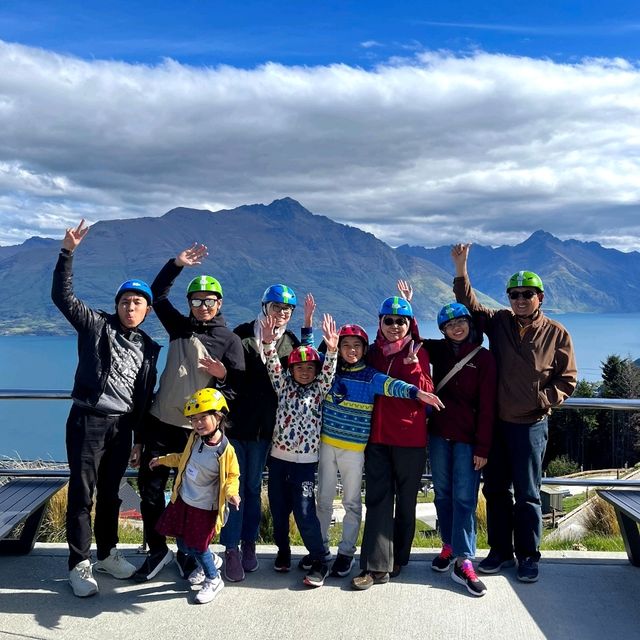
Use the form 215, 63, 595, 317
51, 250, 160, 441
230, 320, 300, 441
151, 259, 245, 405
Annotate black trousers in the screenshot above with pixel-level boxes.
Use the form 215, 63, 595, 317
65, 405, 133, 570
359, 442, 427, 572
138, 414, 190, 554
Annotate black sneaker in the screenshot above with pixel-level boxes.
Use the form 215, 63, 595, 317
274, 548, 291, 572
175, 550, 198, 579
330, 553, 355, 577
431, 544, 454, 572
517, 557, 539, 583
298, 551, 331, 571
133, 549, 174, 581
478, 549, 516, 574
303, 561, 329, 587
451, 560, 487, 597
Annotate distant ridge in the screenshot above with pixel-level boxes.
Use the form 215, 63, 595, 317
1, 198, 638, 336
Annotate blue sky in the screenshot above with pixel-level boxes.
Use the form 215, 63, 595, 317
0, 1, 639, 249
3, 1, 639, 66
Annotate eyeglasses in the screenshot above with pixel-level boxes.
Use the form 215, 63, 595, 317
270, 303, 294, 314
382, 317, 409, 326
444, 318, 469, 329
508, 290, 537, 301
190, 298, 220, 308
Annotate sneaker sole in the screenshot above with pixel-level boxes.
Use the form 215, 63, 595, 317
330, 558, 355, 577
451, 570, 487, 597
224, 569, 245, 582
431, 561, 453, 573
517, 573, 539, 583
274, 565, 291, 572
95, 559, 137, 580
70, 582, 99, 597
477, 558, 515, 574
135, 550, 174, 581
303, 577, 325, 587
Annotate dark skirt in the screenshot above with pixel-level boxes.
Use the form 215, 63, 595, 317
156, 495, 218, 552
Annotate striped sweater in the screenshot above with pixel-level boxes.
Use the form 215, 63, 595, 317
321, 362, 419, 452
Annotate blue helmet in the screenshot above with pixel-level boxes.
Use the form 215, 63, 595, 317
115, 279, 153, 305
262, 284, 297, 307
437, 302, 471, 329
379, 296, 413, 317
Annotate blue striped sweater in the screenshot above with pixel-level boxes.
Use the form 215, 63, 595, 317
322, 362, 419, 452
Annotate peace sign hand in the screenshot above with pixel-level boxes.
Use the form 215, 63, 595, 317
62, 220, 89, 252
403, 340, 422, 365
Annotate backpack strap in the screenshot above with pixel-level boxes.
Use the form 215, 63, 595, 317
435, 346, 482, 393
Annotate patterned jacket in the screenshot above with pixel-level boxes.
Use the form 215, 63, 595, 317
265, 344, 337, 463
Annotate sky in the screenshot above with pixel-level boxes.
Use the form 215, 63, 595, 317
0, 1, 639, 250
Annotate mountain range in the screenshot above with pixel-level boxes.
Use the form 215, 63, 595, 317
1, 197, 638, 337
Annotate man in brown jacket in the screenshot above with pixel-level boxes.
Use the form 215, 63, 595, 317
451, 243, 577, 583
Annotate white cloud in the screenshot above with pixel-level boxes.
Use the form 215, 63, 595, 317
0, 41, 639, 250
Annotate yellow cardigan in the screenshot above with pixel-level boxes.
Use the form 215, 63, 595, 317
157, 431, 240, 533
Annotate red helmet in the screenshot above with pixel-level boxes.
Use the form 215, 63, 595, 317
339, 324, 369, 345
288, 345, 322, 367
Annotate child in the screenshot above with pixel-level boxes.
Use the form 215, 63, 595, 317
315, 323, 444, 578
51, 220, 160, 598
262, 312, 339, 588
151, 388, 240, 604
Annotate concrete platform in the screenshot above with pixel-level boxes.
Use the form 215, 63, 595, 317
1, 544, 638, 640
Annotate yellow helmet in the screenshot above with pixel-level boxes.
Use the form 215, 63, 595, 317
183, 388, 229, 417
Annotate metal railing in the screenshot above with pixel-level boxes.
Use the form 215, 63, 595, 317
2, 389, 640, 487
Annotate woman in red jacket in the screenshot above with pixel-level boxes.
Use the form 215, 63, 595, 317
352, 297, 443, 590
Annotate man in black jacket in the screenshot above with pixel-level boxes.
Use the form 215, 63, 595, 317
51, 220, 160, 598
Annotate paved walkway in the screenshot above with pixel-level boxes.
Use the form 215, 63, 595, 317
1, 544, 638, 640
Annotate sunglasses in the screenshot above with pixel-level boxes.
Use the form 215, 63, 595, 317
270, 303, 294, 314
190, 298, 220, 308
382, 317, 409, 326
508, 290, 537, 300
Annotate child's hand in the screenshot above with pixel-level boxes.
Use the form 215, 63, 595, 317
149, 457, 161, 470
322, 313, 339, 352
403, 340, 422, 365
416, 390, 445, 411
62, 219, 89, 252
303, 293, 316, 328
229, 495, 242, 510
260, 315, 278, 344
175, 243, 208, 267
199, 355, 227, 380
397, 279, 413, 302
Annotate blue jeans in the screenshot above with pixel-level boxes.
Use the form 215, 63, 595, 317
176, 538, 219, 580
267, 456, 325, 560
429, 435, 481, 559
219, 438, 270, 550
482, 418, 549, 561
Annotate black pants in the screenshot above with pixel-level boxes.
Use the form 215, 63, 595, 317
138, 414, 190, 554
65, 405, 133, 570
359, 442, 427, 572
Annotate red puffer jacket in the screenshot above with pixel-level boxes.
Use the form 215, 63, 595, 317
366, 319, 434, 448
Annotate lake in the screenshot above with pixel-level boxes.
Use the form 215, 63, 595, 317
1, 312, 639, 460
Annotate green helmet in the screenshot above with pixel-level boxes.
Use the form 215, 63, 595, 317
187, 275, 223, 298
506, 271, 544, 292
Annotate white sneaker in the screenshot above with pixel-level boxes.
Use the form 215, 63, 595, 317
188, 554, 223, 585
69, 559, 99, 597
95, 548, 136, 579
194, 576, 224, 604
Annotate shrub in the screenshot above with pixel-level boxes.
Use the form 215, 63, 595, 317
546, 455, 580, 477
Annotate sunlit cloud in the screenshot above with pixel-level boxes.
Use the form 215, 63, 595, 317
0, 40, 639, 250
